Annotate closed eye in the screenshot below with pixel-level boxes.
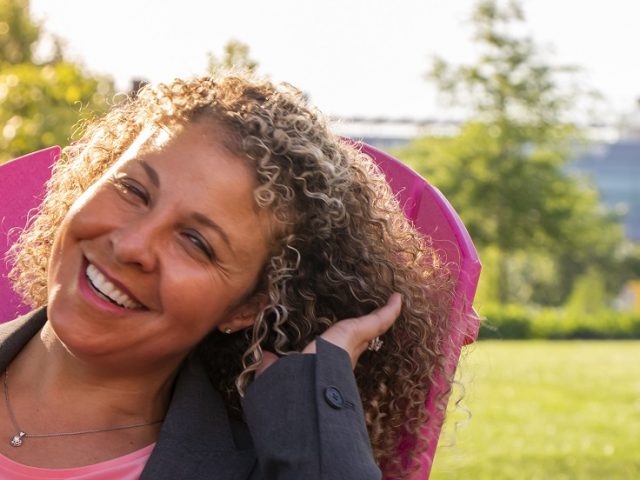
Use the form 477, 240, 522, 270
182, 229, 215, 261
113, 176, 149, 205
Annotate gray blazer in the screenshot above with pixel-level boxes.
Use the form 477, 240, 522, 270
0, 309, 381, 479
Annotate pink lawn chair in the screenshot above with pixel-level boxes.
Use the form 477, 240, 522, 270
356, 142, 481, 478
0, 143, 480, 478
0, 146, 60, 322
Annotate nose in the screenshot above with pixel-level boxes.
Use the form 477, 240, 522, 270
109, 217, 160, 272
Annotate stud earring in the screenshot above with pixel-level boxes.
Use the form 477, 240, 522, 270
224, 328, 232, 334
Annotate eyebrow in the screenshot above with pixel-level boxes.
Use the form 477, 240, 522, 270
135, 159, 234, 254
138, 160, 160, 188
192, 212, 233, 253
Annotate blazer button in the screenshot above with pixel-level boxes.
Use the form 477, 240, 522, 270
324, 386, 345, 409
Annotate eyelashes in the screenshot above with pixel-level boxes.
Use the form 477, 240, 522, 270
114, 176, 149, 205
111, 175, 216, 262
181, 230, 215, 261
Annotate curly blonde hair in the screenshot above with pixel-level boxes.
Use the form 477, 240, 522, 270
10, 74, 454, 477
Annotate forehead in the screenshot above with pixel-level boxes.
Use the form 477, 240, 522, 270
115, 122, 247, 182
121, 123, 217, 160
111, 123, 276, 259
125, 124, 173, 157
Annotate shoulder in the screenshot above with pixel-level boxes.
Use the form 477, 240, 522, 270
0, 308, 47, 368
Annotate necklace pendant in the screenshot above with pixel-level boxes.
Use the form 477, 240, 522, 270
10, 432, 25, 447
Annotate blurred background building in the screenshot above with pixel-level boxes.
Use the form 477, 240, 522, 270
334, 104, 640, 244
571, 101, 640, 242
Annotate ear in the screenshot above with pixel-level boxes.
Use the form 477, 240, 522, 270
218, 292, 268, 334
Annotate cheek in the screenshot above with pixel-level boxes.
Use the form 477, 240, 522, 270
48, 200, 96, 266
47, 214, 75, 279
67, 191, 113, 233
160, 270, 260, 337
160, 274, 230, 328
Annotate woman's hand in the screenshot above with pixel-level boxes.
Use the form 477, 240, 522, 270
256, 293, 401, 376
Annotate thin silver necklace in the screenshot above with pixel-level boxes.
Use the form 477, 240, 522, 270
3, 368, 163, 447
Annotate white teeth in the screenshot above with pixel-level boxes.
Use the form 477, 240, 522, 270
85, 263, 143, 309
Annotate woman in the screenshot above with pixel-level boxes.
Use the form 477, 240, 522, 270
2, 74, 452, 479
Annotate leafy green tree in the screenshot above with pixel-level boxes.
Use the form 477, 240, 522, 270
395, 0, 630, 305
565, 268, 608, 317
0, 0, 39, 64
0, 0, 113, 164
207, 40, 258, 75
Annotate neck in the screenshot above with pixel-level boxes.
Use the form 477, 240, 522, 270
7, 322, 177, 427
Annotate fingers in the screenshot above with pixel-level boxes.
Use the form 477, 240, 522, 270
350, 293, 402, 359
345, 292, 402, 348
317, 293, 402, 368
357, 292, 402, 339
256, 293, 402, 375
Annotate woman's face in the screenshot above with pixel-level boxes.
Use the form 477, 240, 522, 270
47, 122, 273, 371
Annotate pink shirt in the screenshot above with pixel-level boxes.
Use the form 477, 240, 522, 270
0, 443, 155, 479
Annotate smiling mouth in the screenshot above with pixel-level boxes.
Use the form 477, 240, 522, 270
85, 263, 144, 310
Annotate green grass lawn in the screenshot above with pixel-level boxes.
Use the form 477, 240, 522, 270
430, 341, 640, 479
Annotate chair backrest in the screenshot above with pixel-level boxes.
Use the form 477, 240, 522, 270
0, 143, 481, 478
0, 146, 60, 322
357, 142, 480, 479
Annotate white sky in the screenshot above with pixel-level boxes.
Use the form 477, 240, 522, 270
30, 0, 640, 122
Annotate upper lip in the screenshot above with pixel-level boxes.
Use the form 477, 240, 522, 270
83, 256, 147, 309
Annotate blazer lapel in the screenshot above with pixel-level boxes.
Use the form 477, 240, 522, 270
0, 308, 47, 370
140, 355, 257, 480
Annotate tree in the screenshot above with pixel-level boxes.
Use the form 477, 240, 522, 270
0, 0, 113, 164
395, 0, 630, 305
207, 40, 258, 75
0, 0, 39, 64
